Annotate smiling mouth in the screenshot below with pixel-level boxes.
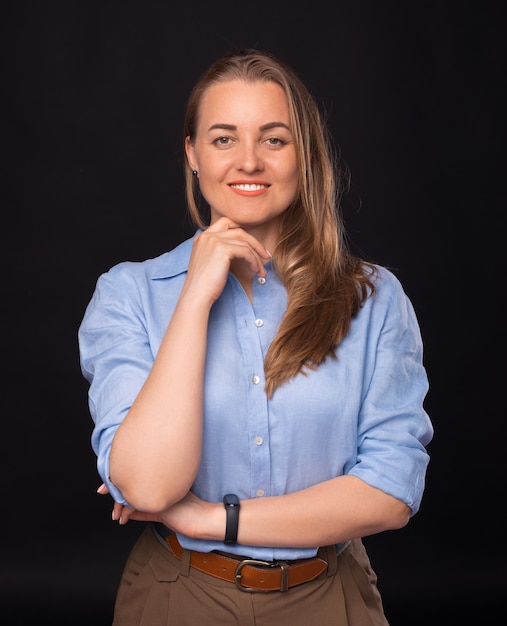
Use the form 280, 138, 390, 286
229, 183, 269, 191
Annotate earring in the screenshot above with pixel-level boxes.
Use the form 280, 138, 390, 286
192, 170, 198, 177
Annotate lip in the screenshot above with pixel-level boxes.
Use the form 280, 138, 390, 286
228, 180, 270, 197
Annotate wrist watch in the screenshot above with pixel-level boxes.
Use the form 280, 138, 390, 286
223, 494, 240, 545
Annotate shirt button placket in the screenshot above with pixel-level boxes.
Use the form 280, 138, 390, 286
249, 274, 269, 502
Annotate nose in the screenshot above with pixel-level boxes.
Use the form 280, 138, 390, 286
236, 139, 263, 173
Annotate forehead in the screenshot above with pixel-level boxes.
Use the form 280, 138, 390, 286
197, 79, 290, 128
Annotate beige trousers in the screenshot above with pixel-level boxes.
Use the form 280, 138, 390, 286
112, 524, 389, 626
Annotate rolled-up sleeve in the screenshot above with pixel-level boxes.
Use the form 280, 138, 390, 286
78, 263, 154, 505
348, 269, 433, 514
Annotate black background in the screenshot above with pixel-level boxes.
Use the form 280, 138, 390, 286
1, 1, 505, 623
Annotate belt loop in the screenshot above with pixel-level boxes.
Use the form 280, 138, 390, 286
322, 545, 337, 578
279, 561, 289, 592
180, 547, 191, 577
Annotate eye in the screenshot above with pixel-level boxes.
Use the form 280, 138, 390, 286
265, 137, 286, 147
213, 136, 233, 146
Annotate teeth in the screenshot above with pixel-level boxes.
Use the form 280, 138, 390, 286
231, 184, 267, 191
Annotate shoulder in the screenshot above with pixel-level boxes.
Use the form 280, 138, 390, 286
96, 234, 197, 289
361, 263, 406, 301
361, 263, 418, 320
370, 264, 404, 292
83, 234, 197, 314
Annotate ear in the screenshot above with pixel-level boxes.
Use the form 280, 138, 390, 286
185, 136, 197, 171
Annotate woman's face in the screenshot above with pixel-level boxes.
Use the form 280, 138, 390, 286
185, 79, 299, 241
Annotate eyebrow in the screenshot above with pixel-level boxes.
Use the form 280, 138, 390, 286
207, 121, 291, 132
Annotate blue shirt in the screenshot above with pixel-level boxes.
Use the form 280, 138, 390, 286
78, 232, 433, 560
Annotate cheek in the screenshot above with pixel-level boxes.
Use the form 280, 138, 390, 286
280, 153, 298, 184
285, 165, 299, 193
195, 169, 227, 207
198, 153, 229, 180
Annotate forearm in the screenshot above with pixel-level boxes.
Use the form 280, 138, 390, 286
107, 223, 272, 512
191, 476, 411, 548
110, 291, 210, 512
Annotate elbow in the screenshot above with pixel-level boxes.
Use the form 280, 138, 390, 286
110, 463, 198, 513
361, 479, 412, 532
384, 499, 411, 531
118, 480, 192, 513
109, 444, 200, 513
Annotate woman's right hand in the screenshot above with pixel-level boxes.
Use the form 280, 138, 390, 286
182, 217, 272, 306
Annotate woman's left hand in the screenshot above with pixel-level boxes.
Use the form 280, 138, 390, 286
96, 483, 157, 525
96, 483, 216, 537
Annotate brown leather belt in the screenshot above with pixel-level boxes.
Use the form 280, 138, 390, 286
166, 533, 328, 592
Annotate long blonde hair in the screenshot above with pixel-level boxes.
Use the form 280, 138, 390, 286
183, 49, 376, 397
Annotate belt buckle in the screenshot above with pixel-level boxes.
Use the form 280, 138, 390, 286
234, 558, 290, 592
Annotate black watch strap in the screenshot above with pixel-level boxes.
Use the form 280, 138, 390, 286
223, 494, 240, 545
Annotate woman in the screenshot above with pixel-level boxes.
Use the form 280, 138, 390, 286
79, 48, 433, 625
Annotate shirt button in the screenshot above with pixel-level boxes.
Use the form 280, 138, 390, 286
254, 318, 264, 327
254, 435, 263, 445
257, 276, 266, 285
252, 375, 261, 385
256, 489, 265, 497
